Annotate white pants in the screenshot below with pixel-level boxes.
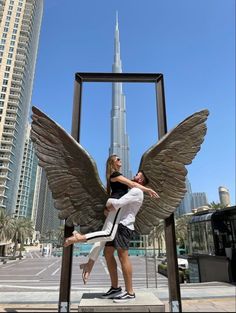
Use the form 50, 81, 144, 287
86, 188, 143, 261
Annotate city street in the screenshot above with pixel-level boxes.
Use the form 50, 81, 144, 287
0, 249, 166, 292
0, 249, 235, 313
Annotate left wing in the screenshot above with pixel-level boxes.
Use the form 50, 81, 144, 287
134, 109, 209, 235
30, 106, 108, 232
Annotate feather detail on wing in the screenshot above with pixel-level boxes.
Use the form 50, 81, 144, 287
30, 106, 108, 232
135, 109, 209, 235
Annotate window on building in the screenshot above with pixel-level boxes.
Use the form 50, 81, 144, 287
2, 33, 7, 39
7, 59, 12, 65
3, 80, 8, 85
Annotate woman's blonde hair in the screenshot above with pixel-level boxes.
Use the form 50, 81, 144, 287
106, 154, 118, 195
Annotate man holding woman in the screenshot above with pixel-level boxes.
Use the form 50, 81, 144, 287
64, 154, 159, 302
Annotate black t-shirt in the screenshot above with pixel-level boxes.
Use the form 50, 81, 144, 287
110, 171, 128, 199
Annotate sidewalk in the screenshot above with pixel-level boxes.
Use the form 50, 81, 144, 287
0, 283, 235, 312
0, 298, 235, 312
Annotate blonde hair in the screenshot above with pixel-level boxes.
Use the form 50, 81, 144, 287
106, 154, 118, 195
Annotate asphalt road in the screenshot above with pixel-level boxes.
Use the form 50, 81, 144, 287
0, 249, 168, 292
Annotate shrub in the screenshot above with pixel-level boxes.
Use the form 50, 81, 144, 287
158, 263, 185, 283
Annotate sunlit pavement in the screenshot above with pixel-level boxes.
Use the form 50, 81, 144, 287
0, 248, 235, 312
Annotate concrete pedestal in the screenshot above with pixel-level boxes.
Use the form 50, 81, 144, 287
78, 291, 165, 312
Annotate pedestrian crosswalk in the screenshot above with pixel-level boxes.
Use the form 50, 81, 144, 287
0, 250, 168, 291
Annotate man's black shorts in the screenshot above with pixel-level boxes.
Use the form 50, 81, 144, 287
105, 223, 134, 250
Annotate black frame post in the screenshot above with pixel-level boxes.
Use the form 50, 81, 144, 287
58, 78, 83, 312
155, 77, 182, 312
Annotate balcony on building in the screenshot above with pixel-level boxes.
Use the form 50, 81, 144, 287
6, 106, 18, 114
2, 129, 16, 139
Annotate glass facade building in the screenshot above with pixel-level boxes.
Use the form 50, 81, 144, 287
15, 124, 38, 218
0, 0, 43, 214
109, 14, 132, 179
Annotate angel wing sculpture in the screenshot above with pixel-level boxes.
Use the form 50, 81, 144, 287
30, 106, 209, 235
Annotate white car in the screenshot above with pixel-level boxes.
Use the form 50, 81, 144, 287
178, 258, 189, 270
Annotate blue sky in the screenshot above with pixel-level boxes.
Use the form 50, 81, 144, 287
32, 0, 235, 204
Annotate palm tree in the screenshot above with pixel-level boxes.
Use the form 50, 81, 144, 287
175, 214, 192, 252
149, 221, 165, 257
0, 208, 15, 256
208, 201, 225, 210
11, 217, 34, 257
55, 225, 65, 247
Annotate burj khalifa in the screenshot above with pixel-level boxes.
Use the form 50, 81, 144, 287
109, 14, 132, 179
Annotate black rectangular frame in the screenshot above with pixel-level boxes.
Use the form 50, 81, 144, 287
58, 72, 182, 313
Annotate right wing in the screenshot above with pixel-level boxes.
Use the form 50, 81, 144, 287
30, 106, 108, 232
135, 109, 209, 235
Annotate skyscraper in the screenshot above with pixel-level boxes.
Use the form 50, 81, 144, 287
109, 13, 132, 178
35, 168, 62, 237
192, 192, 208, 209
176, 177, 193, 216
15, 124, 38, 219
0, 0, 43, 214
219, 186, 231, 207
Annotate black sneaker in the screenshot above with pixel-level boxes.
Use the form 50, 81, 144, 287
113, 292, 136, 303
101, 286, 122, 299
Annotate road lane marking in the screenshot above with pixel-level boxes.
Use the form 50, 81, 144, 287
35, 260, 60, 276
51, 267, 61, 276
100, 259, 109, 275
0, 280, 40, 282
0, 284, 59, 290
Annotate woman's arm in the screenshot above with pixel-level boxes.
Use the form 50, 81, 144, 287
111, 175, 159, 198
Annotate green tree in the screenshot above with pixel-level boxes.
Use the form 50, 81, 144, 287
55, 225, 65, 247
208, 201, 225, 209
175, 214, 192, 251
11, 217, 34, 257
0, 208, 15, 256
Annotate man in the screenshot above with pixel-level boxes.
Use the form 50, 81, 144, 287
102, 170, 151, 303
66, 171, 158, 302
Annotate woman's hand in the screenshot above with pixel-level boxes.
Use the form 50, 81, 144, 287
147, 188, 160, 198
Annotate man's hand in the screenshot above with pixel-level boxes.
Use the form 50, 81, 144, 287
104, 208, 109, 217
104, 203, 116, 217
106, 203, 116, 212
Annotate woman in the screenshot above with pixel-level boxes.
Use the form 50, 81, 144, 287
64, 155, 158, 246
